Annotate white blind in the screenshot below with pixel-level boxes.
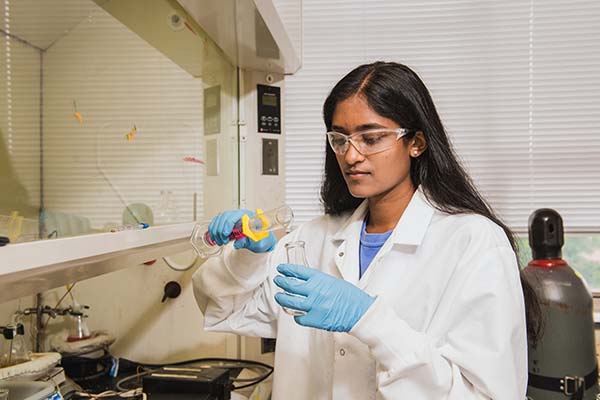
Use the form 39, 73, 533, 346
0, 30, 41, 214
285, 0, 600, 233
42, 7, 204, 228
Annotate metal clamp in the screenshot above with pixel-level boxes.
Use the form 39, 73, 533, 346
1, 323, 24, 340
561, 375, 584, 396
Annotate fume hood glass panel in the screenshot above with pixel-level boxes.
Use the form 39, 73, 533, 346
0, 0, 238, 243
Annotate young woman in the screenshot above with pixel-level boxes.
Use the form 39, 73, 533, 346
193, 61, 538, 399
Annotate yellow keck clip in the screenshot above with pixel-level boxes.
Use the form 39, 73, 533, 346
241, 209, 270, 242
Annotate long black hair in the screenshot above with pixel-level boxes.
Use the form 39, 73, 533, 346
321, 61, 540, 342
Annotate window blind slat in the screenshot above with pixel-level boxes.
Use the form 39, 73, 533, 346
285, 0, 600, 233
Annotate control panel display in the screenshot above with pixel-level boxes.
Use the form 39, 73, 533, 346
257, 84, 281, 134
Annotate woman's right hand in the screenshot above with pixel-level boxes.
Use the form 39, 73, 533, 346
208, 209, 276, 253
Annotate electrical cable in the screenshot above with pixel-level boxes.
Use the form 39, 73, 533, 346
46, 370, 64, 398
162, 254, 198, 272
165, 357, 273, 389
74, 389, 146, 399
115, 368, 155, 392
230, 365, 273, 390
72, 367, 152, 399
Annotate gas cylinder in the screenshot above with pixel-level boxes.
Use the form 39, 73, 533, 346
523, 209, 599, 400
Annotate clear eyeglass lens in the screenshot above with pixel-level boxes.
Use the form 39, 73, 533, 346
328, 130, 400, 155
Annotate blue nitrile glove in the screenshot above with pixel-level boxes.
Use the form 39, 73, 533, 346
208, 209, 276, 253
273, 264, 375, 332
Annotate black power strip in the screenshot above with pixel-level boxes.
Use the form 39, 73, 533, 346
142, 366, 230, 400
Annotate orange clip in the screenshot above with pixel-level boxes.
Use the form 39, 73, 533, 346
73, 100, 83, 124
126, 125, 137, 141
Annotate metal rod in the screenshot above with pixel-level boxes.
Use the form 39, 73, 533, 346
39, 51, 45, 238
35, 293, 43, 352
193, 192, 197, 221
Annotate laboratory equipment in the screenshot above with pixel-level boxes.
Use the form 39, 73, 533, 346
162, 281, 182, 303
275, 262, 375, 331
41, 302, 116, 384
155, 190, 179, 225
282, 241, 309, 316
0, 213, 40, 243
122, 202, 154, 227
0, 353, 61, 381
190, 205, 293, 258
143, 366, 230, 400
51, 329, 115, 384
257, 84, 281, 134
108, 222, 150, 232
0, 381, 55, 400
67, 304, 91, 342
522, 209, 599, 400
0, 323, 30, 368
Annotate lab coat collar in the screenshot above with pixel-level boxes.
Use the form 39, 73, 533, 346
390, 187, 436, 246
330, 187, 435, 246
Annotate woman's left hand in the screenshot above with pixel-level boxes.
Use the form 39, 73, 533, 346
274, 263, 375, 332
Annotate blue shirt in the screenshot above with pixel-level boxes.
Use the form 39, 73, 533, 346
359, 219, 393, 278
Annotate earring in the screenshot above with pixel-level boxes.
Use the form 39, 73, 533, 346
413, 151, 419, 156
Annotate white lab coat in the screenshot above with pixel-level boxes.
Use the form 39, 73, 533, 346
192, 189, 527, 399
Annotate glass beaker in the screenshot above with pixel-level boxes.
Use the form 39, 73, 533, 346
190, 205, 294, 258
283, 241, 309, 316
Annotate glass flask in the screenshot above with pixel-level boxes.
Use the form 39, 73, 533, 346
67, 310, 91, 342
155, 190, 179, 225
0, 324, 30, 368
283, 241, 309, 316
190, 205, 294, 258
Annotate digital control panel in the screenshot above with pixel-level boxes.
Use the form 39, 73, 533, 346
257, 84, 281, 134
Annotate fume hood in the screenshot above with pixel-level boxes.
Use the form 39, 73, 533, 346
0, 0, 300, 303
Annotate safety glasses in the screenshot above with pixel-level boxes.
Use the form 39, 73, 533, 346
326, 128, 413, 156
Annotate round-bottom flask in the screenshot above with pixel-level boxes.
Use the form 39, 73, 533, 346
67, 312, 91, 342
283, 241, 309, 316
190, 221, 226, 258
